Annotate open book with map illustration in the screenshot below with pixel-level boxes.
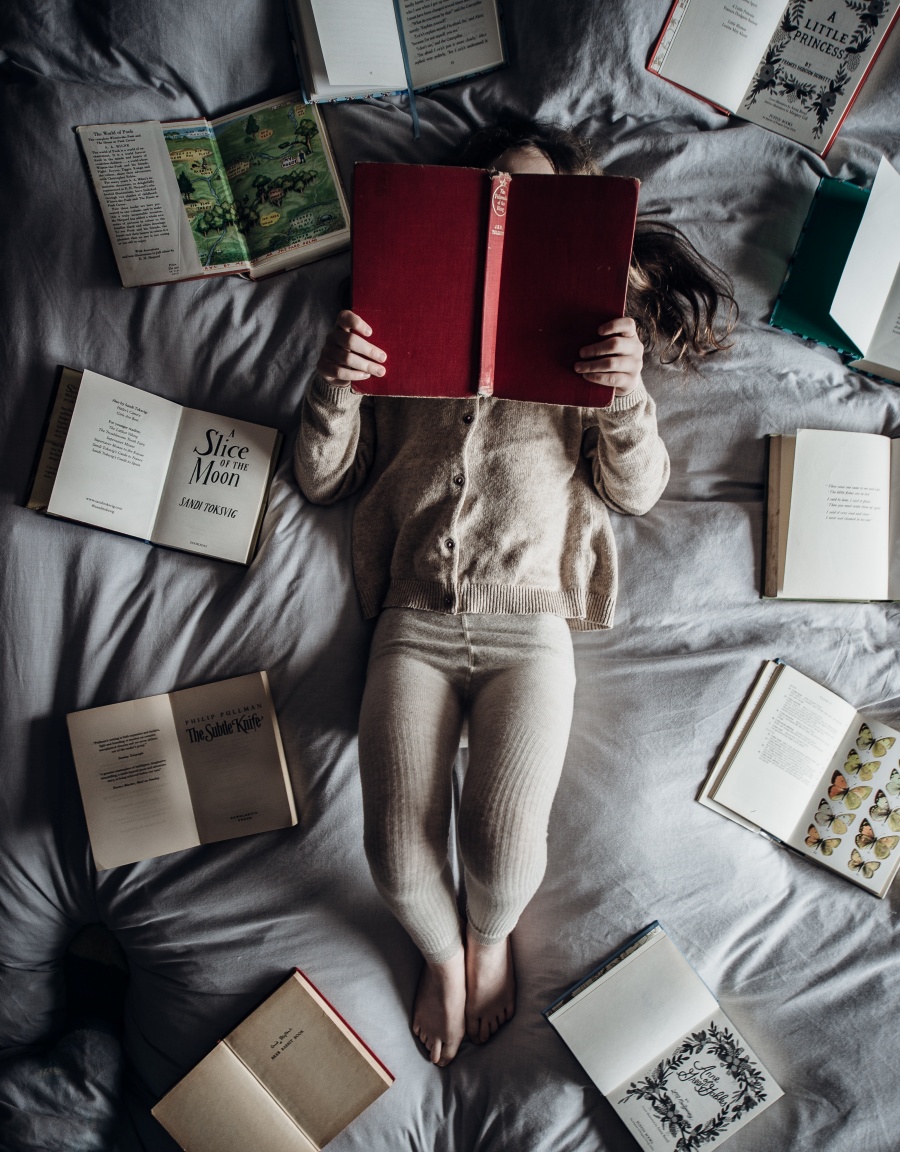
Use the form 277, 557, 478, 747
28, 368, 281, 564
700, 661, 900, 897
771, 157, 900, 383
78, 94, 349, 286
545, 923, 782, 1151
68, 672, 295, 870
763, 428, 900, 601
153, 969, 393, 1152
648, 0, 900, 154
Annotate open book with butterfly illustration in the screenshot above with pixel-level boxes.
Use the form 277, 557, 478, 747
700, 661, 900, 897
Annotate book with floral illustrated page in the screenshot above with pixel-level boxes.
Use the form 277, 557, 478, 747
544, 923, 782, 1151
648, 0, 900, 155
700, 661, 900, 897
152, 969, 393, 1152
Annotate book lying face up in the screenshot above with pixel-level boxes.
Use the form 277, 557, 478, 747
700, 661, 900, 898
770, 157, 900, 384
68, 672, 296, 870
545, 923, 782, 1151
153, 969, 393, 1152
29, 368, 281, 565
351, 163, 639, 408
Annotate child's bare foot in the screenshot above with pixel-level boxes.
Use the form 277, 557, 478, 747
465, 932, 516, 1043
412, 948, 466, 1066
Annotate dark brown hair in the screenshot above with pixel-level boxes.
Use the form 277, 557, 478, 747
454, 120, 737, 366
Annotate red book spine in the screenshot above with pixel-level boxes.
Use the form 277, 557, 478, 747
477, 172, 510, 397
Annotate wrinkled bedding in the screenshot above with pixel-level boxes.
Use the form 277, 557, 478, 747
2, 1, 900, 1149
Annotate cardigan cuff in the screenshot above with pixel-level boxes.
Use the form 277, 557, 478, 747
311, 374, 364, 409
604, 385, 650, 414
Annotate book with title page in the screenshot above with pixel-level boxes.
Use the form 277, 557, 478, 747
545, 923, 782, 1151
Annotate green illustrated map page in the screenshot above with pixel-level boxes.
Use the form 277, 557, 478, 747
162, 124, 250, 269
213, 98, 347, 264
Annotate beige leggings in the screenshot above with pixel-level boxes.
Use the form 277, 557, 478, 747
358, 608, 576, 964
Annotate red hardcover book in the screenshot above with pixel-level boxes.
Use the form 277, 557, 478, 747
351, 163, 639, 408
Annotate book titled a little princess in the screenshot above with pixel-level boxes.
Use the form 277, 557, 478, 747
544, 924, 782, 1152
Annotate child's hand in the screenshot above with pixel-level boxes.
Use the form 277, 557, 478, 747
316, 310, 387, 386
574, 318, 644, 396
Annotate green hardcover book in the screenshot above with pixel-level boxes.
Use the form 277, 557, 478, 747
770, 177, 867, 357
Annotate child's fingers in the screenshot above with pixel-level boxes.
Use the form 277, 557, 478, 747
595, 316, 638, 339
578, 369, 639, 395
578, 334, 642, 360
329, 326, 387, 366
336, 309, 374, 338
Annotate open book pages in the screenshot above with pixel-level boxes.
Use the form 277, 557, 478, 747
764, 429, 900, 602
649, 0, 900, 154
289, 0, 506, 100
830, 157, 900, 383
700, 662, 900, 897
78, 95, 349, 286
68, 672, 295, 870
152, 970, 393, 1152
545, 924, 782, 1151
29, 368, 281, 564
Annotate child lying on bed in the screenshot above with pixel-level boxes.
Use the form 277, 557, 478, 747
294, 120, 735, 1066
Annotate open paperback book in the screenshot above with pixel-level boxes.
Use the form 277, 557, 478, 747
78, 94, 349, 286
700, 661, 900, 897
545, 923, 782, 1151
153, 969, 393, 1152
28, 368, 281, 565
68, 672, 296, 870
287, 0, 506, 102
351, 163, 639, 408
763, 428, 900, 601
770, 157, 900, 383
648, 0, 900, 154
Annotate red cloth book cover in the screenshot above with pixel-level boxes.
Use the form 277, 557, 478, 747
351, 163, 639, 408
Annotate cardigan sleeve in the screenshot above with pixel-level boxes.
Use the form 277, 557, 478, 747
581, 386, 670, 516
293, 376, 376, 505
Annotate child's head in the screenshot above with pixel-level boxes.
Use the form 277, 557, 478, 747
454, 119, 737, 366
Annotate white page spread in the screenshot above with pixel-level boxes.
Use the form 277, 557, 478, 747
547, 928, 717, 1097
309, 0, 406, 88
47, 370, 182, 541
77, 123, 203, 286
152, 407, 279, 563
711, 664, 857, 841
67, 693, 200, 870
781, 428, 891, 601
652, 0, 785, 113
832, 158, 900, 358
398, 0, 505, 89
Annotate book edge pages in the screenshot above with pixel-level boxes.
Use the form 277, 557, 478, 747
697, 660, 781, 833
242, 431, 283, 564
763, 434, 781, 598
261, 671, 298, 825
26, 367, 83, 511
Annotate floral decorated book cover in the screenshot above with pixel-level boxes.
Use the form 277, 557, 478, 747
545, 924, 782, 1151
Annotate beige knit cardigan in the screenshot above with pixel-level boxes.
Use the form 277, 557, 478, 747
294, 376, 669, 630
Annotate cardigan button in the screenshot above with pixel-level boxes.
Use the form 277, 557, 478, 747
463, 413, 473, 424
454, 475, 464, 486
443, 595, 452, 606
446, 539, 455, 550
